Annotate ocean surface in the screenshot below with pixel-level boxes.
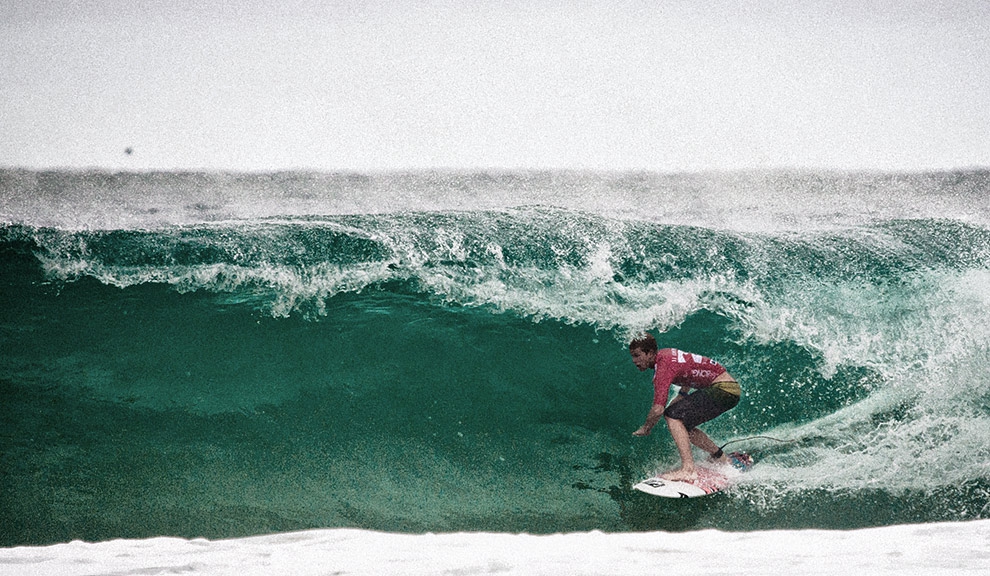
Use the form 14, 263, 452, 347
1, 168, 989, 548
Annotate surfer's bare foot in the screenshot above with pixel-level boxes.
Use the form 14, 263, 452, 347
662, 468, 698, 482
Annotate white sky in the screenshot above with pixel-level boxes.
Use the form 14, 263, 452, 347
2, 0, 988, 172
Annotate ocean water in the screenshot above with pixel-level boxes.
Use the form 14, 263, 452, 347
4, 521, 990, 576
1, 168, 989, 547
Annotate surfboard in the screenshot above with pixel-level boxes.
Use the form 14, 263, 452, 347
633, 452, 753, 498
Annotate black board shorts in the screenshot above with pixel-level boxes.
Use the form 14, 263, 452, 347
663, 381, 740, 430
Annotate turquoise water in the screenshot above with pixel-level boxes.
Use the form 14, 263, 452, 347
1, 169, 989, 545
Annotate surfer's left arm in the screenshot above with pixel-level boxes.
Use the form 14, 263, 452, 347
632, 389, 688, 436
634, 360, 677, 436
633, 403, 667, 436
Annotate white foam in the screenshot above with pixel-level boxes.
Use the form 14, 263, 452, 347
2, 521, 987, 576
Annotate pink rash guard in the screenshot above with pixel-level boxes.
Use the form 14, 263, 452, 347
652, 348, 727, 407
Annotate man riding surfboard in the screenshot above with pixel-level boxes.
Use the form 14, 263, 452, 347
630, 333, 741, 482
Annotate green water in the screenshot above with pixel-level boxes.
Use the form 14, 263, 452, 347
2, 170, 989, 545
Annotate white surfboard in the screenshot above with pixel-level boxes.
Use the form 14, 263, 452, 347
634, 452, 752, 498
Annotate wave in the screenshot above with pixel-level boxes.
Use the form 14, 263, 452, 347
2, 171, 989, 542
8, 211, 989, 325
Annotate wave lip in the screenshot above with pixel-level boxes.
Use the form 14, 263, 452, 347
3, 168, 989, 230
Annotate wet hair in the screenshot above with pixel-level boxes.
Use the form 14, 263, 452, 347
629, 333, 658, 354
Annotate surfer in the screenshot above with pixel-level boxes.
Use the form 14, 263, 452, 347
629, 333, 740, 482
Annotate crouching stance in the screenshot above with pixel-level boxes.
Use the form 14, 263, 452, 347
630, 333, 740, 482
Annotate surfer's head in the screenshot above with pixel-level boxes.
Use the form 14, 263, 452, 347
630, 333, 658, 354
629, 333, 658, 371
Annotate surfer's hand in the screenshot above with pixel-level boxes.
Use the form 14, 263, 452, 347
632, 426, 651, 437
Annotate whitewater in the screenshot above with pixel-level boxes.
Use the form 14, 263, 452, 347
1, 168, 988, 574
2, 521, 988, 575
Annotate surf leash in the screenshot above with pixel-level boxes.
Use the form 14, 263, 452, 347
719, 435, 798, 449
712, 435, 797, 458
